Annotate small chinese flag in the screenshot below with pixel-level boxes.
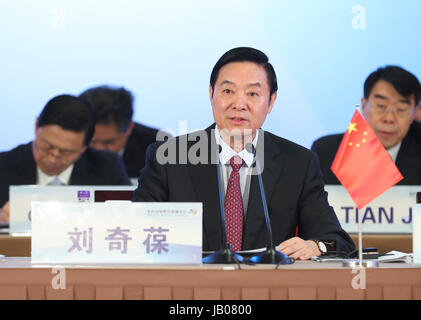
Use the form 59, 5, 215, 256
331, 109, 403, 209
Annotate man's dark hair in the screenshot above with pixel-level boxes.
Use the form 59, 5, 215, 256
210, 47, 278, 99
38, 94, 95, 146
364, 65, 421, 106
79, 85, 134, 133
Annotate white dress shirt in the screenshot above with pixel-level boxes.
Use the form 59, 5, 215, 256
36, 164, 74, 186
214, 126, 258, 215
386, 141, 401, 163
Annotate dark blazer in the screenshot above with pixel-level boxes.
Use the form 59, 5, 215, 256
311, 121, 421, 185
133, 125, 355, 253
123, 122, 167, 178
0, 142, 131, 207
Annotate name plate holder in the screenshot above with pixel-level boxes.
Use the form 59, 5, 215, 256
325, 185, 420, 234
31, 201, 202, 265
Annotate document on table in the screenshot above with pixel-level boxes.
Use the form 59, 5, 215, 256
377, 251, 413, 263
311, 250, 413, 263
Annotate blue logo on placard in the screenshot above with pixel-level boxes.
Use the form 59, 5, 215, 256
77, 190, 90, 202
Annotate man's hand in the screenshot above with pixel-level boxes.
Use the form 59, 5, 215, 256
0, 201, 10, 223
277, 237, 321, 260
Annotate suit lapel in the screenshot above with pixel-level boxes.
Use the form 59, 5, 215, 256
259, 132, 283, 204
70, 152, 88, 185
16, 142, 37, 184
187, 125, 223, 250
243, 131, 283, 249
396, 123, 421, 182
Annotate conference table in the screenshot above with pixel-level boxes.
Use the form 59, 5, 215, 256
1, 228, 418, 301
0, 256, 420, 300
0, 233, 412, 257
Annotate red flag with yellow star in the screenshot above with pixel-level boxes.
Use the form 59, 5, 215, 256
331, 109, 403, 209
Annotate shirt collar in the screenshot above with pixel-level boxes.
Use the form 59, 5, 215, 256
386, 141, 402, 163
214, 125, 258, 167
36, 164, 74, 186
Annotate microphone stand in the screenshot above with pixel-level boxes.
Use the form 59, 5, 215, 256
247, 143, 293, 265
202, 147, 244, 265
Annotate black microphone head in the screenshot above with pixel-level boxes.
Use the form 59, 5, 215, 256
245, 143, 256, 156
216, 144, 222, 154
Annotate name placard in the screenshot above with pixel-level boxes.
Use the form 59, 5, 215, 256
325, 185, 420, 234
413, 204, 421, 263
9, 185, 136, 234
31, 202, 202, 264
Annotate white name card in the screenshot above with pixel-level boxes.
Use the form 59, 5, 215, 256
413, 204, 421, 263
325, 185, 420, 234
9, 185, 135, 234
31, 201, 202, 264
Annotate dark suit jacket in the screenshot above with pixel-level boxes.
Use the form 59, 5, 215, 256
133, 125, 355, 253
123, 122, 167, 178
0, 142, 131, 207
311, 121, 421, 185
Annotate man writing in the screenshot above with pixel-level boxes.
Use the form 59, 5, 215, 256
0, 94, 131, 222
312, 66, 421, 185
133, 47, 355, 260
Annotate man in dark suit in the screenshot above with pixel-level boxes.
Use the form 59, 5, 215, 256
312, 66, 421, 185
79, 85, 168, 180
0, 95, 131, 222
133, 47, 355, 259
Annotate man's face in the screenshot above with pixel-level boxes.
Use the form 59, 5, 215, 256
90, 122, 132, 153
210, 61, 276, 141
361, 80, 416, 149
32, 123, 87, 176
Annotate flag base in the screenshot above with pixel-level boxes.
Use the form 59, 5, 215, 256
342, 259, 379, 268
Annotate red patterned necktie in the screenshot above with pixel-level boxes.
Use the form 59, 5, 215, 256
224, 156, 245, 251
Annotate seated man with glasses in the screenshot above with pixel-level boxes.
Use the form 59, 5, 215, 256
311, 65, 421, 185
0, 94, 131, 222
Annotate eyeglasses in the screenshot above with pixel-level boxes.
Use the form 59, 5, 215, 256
34, 138, 82, 160
372, 103, 414, 118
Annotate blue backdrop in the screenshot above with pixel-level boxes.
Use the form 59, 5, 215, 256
1, 0, 420, 151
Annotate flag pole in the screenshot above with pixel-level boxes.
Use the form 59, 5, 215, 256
356, 104, 363, 268
358, 210, 363, 268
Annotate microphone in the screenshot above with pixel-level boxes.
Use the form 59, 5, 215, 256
245, 143, 293, 265
202, 143, 244, 264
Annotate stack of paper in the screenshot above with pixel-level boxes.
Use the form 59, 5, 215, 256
378, 251, 413, 263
